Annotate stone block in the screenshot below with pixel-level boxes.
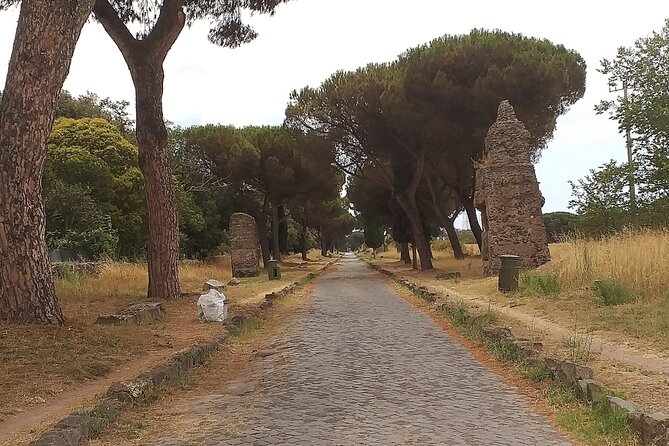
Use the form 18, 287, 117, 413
229, 213, 260, 278
545, 358, 593, 389
576, 379, 606, 404
606, 396, 642, 418
630, 412, 669, 445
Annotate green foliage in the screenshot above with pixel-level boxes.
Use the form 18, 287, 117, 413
569, 161, 634, 235
595, 280, 631, 306
55, 90, 134, 141
363, 221, 385, 250
44, 118, 145, 259
544, 212, 577, 243
520, 271, 562, 295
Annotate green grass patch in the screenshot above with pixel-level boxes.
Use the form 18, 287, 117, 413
595, 280, 631, 306
556, 402, 636, 446
126, 421, 145, 440
519, 271, 562, 295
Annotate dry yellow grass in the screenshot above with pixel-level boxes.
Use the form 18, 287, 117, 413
547, 229, 669, 301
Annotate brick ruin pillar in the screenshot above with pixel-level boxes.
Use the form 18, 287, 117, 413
474, 100, 550, 276
229, 212, 261, 278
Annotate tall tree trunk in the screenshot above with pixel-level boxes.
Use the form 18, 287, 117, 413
463, 194, 483, 249
411, 243, 418, 270
300, 220, 308, 261
94, 0, 186, 300
0, 0, 95, 324
444, 217, 465, 259
270, 201, 281, 261
257, 196, 271, 266
400, 242, 411, 264
130, 62, 180, 299
396, 195, 433, 270
320, 228, 328, 257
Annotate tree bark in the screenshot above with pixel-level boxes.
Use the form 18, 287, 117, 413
444, 217, 465, 259
0, 0, 95, 324
94, 0, 186, 299
462, 194, 483, 249
270, 201, 281, 261
257, 195, 271, 266
400, 242, 411, 264
411, 243, 418, 270
131, 62, 180, 299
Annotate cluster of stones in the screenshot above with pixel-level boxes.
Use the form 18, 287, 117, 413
474, 100, 550, 276
229, 212, 261, 278
95, 301, 164, 325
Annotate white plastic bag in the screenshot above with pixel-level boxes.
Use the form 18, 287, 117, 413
197, 289, 229, 322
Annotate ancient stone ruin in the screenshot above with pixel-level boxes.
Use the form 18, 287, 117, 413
229, 212, 260, 278
474, 100, 550, 276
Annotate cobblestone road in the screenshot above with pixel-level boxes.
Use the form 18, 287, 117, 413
154, 255, 571, 446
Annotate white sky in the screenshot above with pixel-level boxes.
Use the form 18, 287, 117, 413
1, 0, 668, 218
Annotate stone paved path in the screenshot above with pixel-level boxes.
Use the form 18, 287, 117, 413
155, 255, 571, 446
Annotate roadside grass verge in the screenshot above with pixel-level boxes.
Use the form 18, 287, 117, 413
397, 273, 638, 446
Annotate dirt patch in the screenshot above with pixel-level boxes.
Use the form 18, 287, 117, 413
85, 282, 317, 446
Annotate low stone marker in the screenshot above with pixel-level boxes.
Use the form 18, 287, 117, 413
95, 302, 163, 325
229, 212, 260, 278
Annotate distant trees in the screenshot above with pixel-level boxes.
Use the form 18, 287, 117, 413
0, 0, 96, 324
174, 124, 346, 262
288, 29, 586, 269
543, 212, 577, 243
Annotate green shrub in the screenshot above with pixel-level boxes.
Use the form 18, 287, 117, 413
595, 280, 631, 306
520, 271, 562, 295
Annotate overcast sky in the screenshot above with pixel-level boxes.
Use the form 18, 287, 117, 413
1, 0, 668, 219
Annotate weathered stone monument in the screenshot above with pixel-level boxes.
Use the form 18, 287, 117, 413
229, 212, 260, 278
474, 100, 550, 276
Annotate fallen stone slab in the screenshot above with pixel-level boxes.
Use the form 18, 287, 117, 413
95, 302, 163, 325
227, 277, 241, 286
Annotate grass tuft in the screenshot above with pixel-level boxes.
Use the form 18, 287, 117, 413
595, 280, 631, 306
520, 271, 562, 295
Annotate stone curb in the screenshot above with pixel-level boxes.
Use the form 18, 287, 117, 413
365, 260, 668, 446
29, 260, 336, 446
